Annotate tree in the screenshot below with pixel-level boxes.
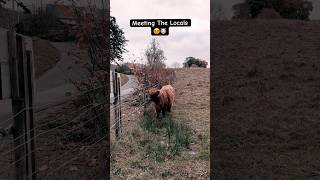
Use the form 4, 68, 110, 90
247, 0, 269, 18
116, 63, 132, 75
233, 0, 313, 20
145, 38, 166, 67
232, 1, 251, 19
183, 57, 208, 68
272, 0, 313, 20
110, 16, 128, 63
213, 2, 225, 20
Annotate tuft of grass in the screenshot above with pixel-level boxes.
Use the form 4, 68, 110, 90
139, 112, 192, 161
163, 114, 191, 156
141, 111, 160, 133
161, 170, 173, 177
145, 140, 167, 162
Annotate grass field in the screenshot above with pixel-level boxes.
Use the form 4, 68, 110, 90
212, 19, 320, 179
110, 68, 210, 179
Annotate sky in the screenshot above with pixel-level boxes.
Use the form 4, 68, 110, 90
3, 0, 210, 67
214, 0, 320, 20
110, 0, 210, 68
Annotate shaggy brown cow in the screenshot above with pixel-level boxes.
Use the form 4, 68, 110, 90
147, 85, 175, 117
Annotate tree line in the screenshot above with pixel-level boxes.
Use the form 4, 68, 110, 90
232, 0, 313, 20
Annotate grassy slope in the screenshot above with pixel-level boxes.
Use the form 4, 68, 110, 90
111, 68, 210, 179
212, 19, 320, 179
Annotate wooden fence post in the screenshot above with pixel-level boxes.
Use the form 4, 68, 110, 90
24, 36, 36, 180
8, 31, 36, 180
117, 73, 121, 135
112, 71, 119, 139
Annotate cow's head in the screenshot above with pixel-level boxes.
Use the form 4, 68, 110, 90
146, 87, 161, 103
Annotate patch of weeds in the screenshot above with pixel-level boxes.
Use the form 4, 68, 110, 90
143, 139, 166, 162
130, 161, 145, 170
63, 128, 94, 143
161, 170, 173, 178
139, 139, 153, 147
131, 128, 143, 139
114, 168, 122, 176
141, 111, 160, 133
139, 112, 192, 161
163, 115, 191, 156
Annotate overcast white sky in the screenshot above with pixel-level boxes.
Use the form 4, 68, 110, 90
110, 0, 210, 67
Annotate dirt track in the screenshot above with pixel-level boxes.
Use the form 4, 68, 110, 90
212, 19, 320, 179
33, 38, 60, 79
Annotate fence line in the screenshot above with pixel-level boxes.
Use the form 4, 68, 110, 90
1, 99, 108, 148
1, 68, 175, 178
1, 90, 133, 144
0, 108, 27, 128
1, 74, 133, 127
0, 97, 142, 176
0, 97, 130, 163
0, 99, 109, 158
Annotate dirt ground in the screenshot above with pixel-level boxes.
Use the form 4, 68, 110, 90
33, 37, 60, 79
111, 68, 210, 179
212, 19, 320, 179
120, 74, 129, 86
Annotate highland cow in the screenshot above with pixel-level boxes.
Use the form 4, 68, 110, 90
147, 85, 175, 118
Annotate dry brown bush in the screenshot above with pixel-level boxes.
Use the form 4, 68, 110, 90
133, 64, 176, 89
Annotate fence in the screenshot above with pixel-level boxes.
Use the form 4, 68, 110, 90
111, 70, 122, 139
0, 29, 110, 180
109, 68, 177, 140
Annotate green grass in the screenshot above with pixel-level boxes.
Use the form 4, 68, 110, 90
139, 112, 192, 162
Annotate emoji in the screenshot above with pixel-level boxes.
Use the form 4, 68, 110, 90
160, 28, 167, 34
153, 28, 160, 35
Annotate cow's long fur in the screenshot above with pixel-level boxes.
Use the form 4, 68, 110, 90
147, 85, 175, 117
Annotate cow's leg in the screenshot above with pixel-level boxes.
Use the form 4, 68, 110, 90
156, 106, 161, 118
162, 109, 166, 117
167, 104, 172, 112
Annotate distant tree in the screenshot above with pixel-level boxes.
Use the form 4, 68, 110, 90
272, 0, 313, 20
213, 2, 226, 20
116, 63, 132, 74
145, 38, 166, 68
183, 57, 207, 68
233, 0, 313, 20
247, 0, 269, 18
232, 1, 251, 19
